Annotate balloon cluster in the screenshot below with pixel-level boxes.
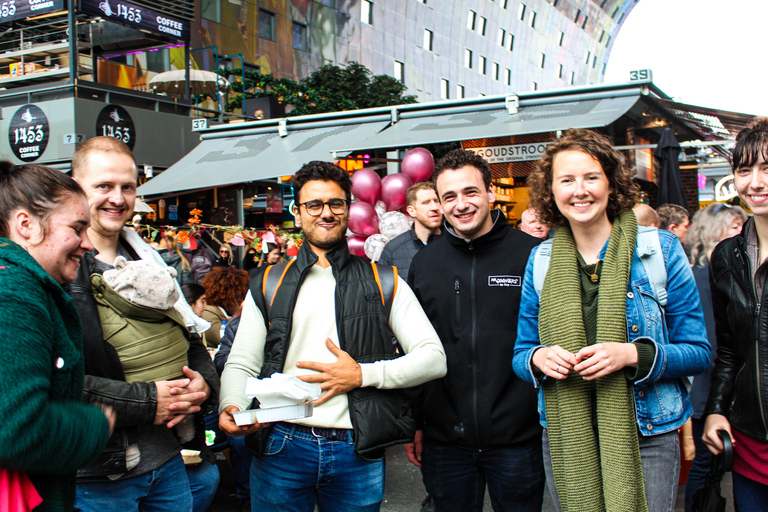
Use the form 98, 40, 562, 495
347, 147, 435, 260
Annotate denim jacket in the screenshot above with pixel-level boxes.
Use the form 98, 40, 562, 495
512, 228, 710, 436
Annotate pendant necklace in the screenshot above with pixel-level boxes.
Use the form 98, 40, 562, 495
583, 260, 602, 283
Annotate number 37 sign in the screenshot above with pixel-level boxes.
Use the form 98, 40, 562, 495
96, 105, 136, 150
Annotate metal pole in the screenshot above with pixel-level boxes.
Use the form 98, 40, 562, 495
68, 0, 77, 83
221, 53, 245, 118
185, 44, 191, 105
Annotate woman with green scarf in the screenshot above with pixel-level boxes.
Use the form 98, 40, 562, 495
512, 129, 710, 512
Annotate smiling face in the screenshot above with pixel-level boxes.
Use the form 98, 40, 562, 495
75, 150, 138, 239
25, 195, 94, 284
294, 180, 349, 253
435, 165, 495, 239
407, 188, 442, 230
551, 150, 612, 231
734, 153, 768, 218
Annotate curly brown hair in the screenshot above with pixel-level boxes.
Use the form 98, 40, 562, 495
201, 266, 250, 316
527, 129, 638, 227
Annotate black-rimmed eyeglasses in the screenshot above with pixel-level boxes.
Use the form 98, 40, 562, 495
297, 199, 349, 216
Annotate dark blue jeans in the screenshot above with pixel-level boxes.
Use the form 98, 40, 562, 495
733, 472, 768, 512
420, 440, 545, 512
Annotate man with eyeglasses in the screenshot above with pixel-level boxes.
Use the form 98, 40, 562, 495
657, 203, 691, 245
218, 161, 447, 512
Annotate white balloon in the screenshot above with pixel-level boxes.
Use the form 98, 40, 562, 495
364, 234, 390, 262
379, 211, 411, 239
375, 200, 387, 218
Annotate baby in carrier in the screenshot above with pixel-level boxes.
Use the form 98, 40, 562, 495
92, 256, 195, 445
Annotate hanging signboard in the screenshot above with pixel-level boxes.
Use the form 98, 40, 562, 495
8, 104, 49, 162
96, 105, 136, 150
465, 143, 551, 163
79, 0, 190, 42
0, 0, 65, 24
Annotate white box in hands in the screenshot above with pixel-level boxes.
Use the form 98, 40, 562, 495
233, 403, 314, 426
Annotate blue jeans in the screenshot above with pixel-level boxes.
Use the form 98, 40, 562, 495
543, 428, 679, 512
733, 472, 768, 512
76, 455, 193, 512
186, 460, 220, 512
685, 418, 713, 511
420, 440, 545, 512
249, 423, 385, 512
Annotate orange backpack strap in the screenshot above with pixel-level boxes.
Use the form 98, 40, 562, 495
261, 261, 293, 322
371, 262, 397, 320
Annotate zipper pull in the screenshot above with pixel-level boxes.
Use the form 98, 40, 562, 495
455, 278, 460, 294
756, 303, 761, 317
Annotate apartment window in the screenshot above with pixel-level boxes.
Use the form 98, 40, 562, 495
493, 62, 500, 80
518, 2, 525, 21
480, 56, 487, 75
600, 0, 608, 7
528, 10, 536, 28
532, 81, 537, 91
592, 55, 597, 68
361, 0, 372, 24
506, 68, 512, 86
558, 63, 563, 79
502, 0, 508, 8
464, 49, 473, 68
394, 60, 404, 81
292, 22, 307, 50
479, 17, 487, 36
559, 31, 565, 46
440, 79, 449, 99
539, 53, 545, 68
618, 12, 625, 23
467, 10, 476, 30
602, 62, 607, 75
599, 29, 605, 43
201, 0, 220, 22
457, 84, 465, 98
570, 70, 575, 85
552, 0, 558, 5
606, 35, 612, 46
423, 29, 433, 50
611, 6, 619, 18
497, 28, 506, 46
581, 15, 588, 29
574, 9, 580, 23
507, 33, 514, 51
259, 10, 276, 41
585, 50, 591, 64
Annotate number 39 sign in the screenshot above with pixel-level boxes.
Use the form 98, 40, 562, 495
8, 104, 50, 162
96, 105, 136, 150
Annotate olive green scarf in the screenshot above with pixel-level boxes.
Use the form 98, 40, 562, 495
539, 210, 647, 512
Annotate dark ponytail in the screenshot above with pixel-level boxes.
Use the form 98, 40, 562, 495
0, 161, 86, 239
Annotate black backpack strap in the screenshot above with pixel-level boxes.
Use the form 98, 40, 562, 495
371, 262, 398, 320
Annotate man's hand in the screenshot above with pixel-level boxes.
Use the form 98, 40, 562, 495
154, 369, 209, 427
404, 429, 424, 468
573, 343, 637, 380
295, 339, 363, 406
170, 366, 211, 406
703, 414, 734, 455
219, 405, 268, 437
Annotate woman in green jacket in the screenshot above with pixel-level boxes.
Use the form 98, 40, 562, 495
0, 161, 114, 511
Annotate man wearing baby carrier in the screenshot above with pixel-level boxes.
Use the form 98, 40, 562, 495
66, 136, 220, 512
218, 161, 447, 511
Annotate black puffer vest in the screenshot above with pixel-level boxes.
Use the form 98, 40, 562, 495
245, 241, 415, 459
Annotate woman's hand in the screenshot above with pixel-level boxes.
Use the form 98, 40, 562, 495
532, 346, 579, 380
703, 414, 734, 455
573, 343, 637, 380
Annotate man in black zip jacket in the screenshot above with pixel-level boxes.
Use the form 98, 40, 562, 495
406, 149, 544, 512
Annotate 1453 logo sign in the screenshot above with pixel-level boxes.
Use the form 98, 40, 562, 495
8, 104, 49, 162
96, 105, 136, 150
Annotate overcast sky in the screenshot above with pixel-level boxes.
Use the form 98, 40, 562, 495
604, 0, 768, 117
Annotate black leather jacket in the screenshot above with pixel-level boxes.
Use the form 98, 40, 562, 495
66, 249, 220, 478
707, 219, 768, 441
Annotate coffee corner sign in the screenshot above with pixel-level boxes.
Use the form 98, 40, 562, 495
79, 0, 190, 42
466, 143, 551, 164
8, 104, 49, 162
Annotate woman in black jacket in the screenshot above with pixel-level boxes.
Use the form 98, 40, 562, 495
704, 117, 768, 511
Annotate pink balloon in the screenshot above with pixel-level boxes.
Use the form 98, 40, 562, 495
347, 236, 368, 258
350, 168, 382, 205
381, 173, 413, 212
401, 147, 434, 183
348, 201, 380, 238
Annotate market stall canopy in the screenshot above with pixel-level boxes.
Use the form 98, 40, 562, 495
332, 93, 640, 153
136, 120, 389, 196
149, 69, 231, 96
133, 199, 155, 213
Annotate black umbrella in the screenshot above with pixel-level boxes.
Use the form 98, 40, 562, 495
654, 128, 690, 211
